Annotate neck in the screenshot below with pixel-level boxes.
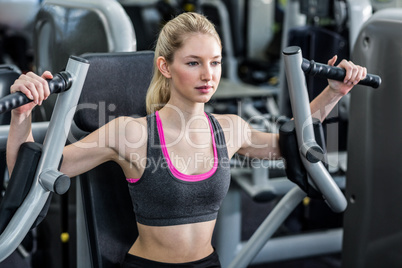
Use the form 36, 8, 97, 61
158, 103, 207, 129
165, 97, 205, 116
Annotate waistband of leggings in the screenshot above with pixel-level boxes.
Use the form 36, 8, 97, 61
123, 248, 220, 267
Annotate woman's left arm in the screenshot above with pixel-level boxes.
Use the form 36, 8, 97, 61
309, 55, 367, 122
236, 56, 366, 159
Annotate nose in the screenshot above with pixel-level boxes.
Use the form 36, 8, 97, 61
201, 65, 213, 81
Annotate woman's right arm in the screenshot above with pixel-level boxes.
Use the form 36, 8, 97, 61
6, 71, 145, 179
6, 71, 52, 175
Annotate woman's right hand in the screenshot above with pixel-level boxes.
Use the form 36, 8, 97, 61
10, 71, 53, 115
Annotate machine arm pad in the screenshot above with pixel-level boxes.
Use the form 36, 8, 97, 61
279, 119, 328, 199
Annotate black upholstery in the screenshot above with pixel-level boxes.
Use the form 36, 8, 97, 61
79, 161, 135, 268
342, 9, 402, 268
279, 118, 328, 199
0, 142, 42, 233
75, 51, 153, 132
75, 51, 154, 267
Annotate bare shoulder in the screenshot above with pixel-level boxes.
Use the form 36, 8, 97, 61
212, 113, 246, 129
113, 116, 148, 144
115, 115, 147, 126
212, 113, 249, 136
111, 116, 148, 173
211, 113, 248, 158
114, 116, 147, 131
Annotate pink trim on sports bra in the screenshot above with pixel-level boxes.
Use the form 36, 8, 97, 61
126, 111, 218, 183
157, 111, 218, 182
127, 178, 140, 183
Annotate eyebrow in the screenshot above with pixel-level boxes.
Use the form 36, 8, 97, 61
184, 55, 222, 60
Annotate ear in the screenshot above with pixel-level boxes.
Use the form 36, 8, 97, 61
156, 56, 172, 79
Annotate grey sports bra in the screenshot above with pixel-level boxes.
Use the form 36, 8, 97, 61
127, 112, 231, 226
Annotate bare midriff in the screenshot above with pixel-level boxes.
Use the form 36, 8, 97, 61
128, 220, 216, 263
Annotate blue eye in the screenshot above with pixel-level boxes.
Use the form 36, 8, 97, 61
187, 62, 198, 66
212, 61, 221, 66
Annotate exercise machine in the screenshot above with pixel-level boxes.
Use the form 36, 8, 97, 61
216, 45, 380, 267
0, 45, 380, 267
0, 55, 90, 262
0, 2, 392, 268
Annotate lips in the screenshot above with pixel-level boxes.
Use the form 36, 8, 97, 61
195, 85, 213, 93
196, 85, 212, 89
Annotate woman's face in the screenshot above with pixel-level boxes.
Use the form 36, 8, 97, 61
163, 33, 222, 106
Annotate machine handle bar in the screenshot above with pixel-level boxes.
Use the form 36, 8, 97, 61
283, 46, 348, 213
302, 58, 381, 88
0, 71, 73, 114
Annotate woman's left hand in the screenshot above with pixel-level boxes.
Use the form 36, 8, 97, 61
327, 55, 367, 96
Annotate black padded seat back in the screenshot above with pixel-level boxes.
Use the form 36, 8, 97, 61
78, 161, 135, 268
343, 9, 402, 268
75, 51, 154, 268
75, 51, 154, 132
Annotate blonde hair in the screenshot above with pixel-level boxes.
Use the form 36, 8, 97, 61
146, 12, 222, 114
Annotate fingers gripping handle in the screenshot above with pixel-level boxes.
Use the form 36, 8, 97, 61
0, 71, 73, 114
301, 58, 381, 88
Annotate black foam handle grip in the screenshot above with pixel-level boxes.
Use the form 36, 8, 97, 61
0, 71, 73, 114
301, 59, 381, 88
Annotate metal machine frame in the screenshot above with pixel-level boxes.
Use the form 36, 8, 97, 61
0, 56, 90, 262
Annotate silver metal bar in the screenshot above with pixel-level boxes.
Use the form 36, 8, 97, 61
282, 46, 347, 213
215, 186, 242, 268
251, 228, 343, 265
227, 186, 307, 268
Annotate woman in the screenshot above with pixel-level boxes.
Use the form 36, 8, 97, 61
7, 12, 366, 267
